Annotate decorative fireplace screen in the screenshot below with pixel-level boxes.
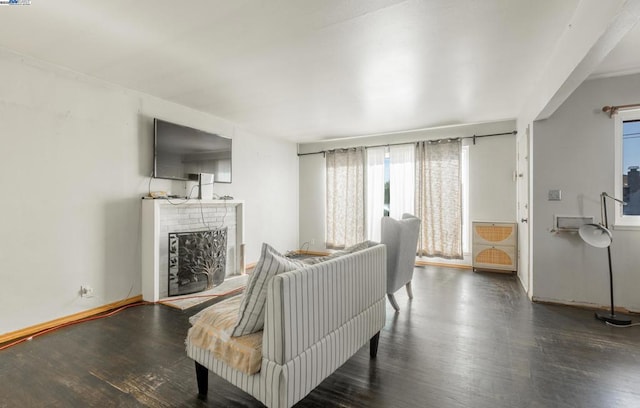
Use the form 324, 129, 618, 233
168, 228, 227, 297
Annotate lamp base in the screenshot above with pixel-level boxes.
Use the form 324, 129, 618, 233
594, 312, 632, 325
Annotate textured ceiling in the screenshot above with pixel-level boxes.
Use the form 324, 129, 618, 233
0, 0, 635, 142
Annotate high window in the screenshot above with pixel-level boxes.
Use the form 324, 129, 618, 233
615, 109, 640, 227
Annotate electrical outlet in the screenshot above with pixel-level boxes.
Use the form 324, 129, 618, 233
310, 239, 315, 246
80, 285, 94, 298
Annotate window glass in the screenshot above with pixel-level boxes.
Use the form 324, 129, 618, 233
623, 119, 640, 215
462, 145, 470, 253
384, 153, 390, 216
365, 143, 469, 253
614, 109, 640, 227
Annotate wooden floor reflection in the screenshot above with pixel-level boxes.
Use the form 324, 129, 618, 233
1, 266, 639, 407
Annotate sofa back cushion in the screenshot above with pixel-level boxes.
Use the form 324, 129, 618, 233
231, 243, 304, 337
263, 244, 387, 364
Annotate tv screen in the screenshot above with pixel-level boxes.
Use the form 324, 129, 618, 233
153, 118, 232, 183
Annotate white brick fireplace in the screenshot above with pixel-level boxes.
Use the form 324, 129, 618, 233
141, 199, 244, 302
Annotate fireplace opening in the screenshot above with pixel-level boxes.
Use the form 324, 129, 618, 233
168, 228, 227, 297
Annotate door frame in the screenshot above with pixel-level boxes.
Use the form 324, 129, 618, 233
516, 124, 532, 297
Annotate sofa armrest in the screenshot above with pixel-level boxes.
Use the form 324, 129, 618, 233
263, 244, 386, 365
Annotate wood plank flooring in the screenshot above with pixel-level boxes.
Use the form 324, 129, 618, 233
1, 266, 639, 407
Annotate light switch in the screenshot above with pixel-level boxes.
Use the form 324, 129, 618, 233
548, 189, 562, 201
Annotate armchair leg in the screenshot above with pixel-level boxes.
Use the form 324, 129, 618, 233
195, 362, 208, 399
405, 281, 413, 299
370, 332, 380, 358
387, 293, 400, 312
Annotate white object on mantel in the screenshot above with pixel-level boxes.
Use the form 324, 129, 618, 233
199, 173, 214, 199
141, 199, 245, 302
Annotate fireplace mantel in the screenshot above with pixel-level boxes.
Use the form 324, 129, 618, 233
141, 199, 244, 302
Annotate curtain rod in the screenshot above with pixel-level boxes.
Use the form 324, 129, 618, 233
297, 130, 517, 157
603, 104, 640, 118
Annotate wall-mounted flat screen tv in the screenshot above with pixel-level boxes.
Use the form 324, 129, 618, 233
153, 118, 232, 183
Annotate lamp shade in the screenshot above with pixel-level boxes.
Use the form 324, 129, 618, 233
578, 223, 612, 248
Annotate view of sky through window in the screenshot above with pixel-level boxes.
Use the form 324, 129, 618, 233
623, 120, 640, 171
622, 120, 640, 215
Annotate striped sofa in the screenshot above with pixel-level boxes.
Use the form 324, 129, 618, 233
186, 243, 387, 408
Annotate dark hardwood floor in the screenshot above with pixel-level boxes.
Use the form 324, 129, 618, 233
2, 266, 639, 407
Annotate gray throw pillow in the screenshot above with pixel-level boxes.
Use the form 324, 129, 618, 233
231, 243, 304, 337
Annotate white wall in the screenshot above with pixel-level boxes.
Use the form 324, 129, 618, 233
299, 153, 327, 252
513, 1, 633, 297
531, 73, 640, 312
298, 120, 518, 264
0, 50, 298, 336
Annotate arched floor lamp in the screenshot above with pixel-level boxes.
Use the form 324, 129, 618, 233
578, 192, 632, 325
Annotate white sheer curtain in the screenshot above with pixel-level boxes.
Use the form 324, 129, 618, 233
415, 140, 463, 259
366, 147, 386, 242
389, 144, 415, 219
326, 147, 365, 249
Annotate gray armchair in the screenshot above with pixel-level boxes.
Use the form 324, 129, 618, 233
381, 213, 421, 312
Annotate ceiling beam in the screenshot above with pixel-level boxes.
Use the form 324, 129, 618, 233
519, 0, 640, 123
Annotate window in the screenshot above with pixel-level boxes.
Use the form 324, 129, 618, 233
614, 109, 640, 227
462, 145, 470, 253
326, 148, 365, 248
388, 144, 415, 219
414, 140, 463, 259
365, 142, 469, 257
365, 145, 414, 241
